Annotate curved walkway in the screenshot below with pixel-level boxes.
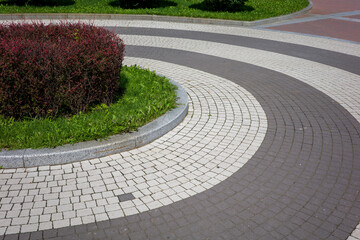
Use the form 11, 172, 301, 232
1, 7, 360, 240
261, 0, 360, 43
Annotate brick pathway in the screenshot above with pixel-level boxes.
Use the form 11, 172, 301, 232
0, 9, 360, 240
262, 0, 360, 43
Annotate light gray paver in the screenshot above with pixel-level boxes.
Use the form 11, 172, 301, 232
39, 222, 52, 231
70, 218, 82, 226
121, 35, 360, 123
5, 226, 20, 235
0, 58, 268, 234
53, 219, 69, 229
5, 19, 358, 56
0, 18, 359, 238
20, 223, 38, 233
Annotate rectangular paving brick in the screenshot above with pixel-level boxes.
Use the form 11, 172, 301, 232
117, 193, 135, 202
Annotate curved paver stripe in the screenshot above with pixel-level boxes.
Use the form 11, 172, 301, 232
123, 36, 360, 122
0, 59, 267, 234
98, 20, 360, 56
3, 20, 359, 56
0, 20, 359, 240
106, 26, 360, 75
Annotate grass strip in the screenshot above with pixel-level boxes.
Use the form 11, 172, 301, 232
0, 65, 178, 150
0, 0, 309, 21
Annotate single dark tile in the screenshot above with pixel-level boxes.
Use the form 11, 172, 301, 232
29, 232, 43, 240
18, 233, 31, 240
313, 228, 331, 239
95, 221, 111, 229
57, 227, 75, 237
4, 235, 21, 240
117, 193, 135, 202
332, 229, 352, 239
74, 225, 88, 234
43, 229, 58, 239
86, 223, 99, 233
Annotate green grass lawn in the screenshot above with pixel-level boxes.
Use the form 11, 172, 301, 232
0, 66, 178, 150
0, 0, 309, 21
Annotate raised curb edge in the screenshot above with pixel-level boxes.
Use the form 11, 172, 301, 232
0, 79, 188, 168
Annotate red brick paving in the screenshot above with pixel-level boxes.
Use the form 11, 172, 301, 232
346, 14, 360, 19
266, 0, 360, 43
309, 0, 360, 15
269, 18, 360, 43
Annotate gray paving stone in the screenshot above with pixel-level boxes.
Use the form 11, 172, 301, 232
1, 17, 360, 240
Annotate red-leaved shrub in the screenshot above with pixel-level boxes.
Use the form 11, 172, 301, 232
0, 21, 125, 120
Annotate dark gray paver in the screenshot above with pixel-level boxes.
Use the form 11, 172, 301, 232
106, 27, 360, 75
1, 28, 360, 240
117, 193, 135, 202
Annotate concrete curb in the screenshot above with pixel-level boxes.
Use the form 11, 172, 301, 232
0, 80, 188, 169
0, 0, 312, 27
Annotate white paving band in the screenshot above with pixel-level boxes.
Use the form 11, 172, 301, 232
0, 58, 267, 235
115, 20, 360, 240
99, 20, 360, 56
2, 19, 359, 56
0, 19, 359, 238
121, 34, 360, 123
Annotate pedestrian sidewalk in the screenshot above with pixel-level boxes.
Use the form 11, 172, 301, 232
261, 0, 360, 43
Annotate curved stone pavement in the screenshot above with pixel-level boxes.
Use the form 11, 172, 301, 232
0, 20, 360, 240
0, 57, 267, 234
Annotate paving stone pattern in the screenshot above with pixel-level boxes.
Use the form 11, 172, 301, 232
0, 20, 359, 240
106, 26, 360, 75
0, 58, 267, 235
5, 20, 360, 56
121, 35, 360, 122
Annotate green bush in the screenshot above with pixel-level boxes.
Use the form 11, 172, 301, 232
204, 0, 246, 11
0, 66, 178, 150
119, 0, 153, 8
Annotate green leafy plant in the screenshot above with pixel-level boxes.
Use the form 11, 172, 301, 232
0, 22, 177, 150
0, 66, 178, 150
